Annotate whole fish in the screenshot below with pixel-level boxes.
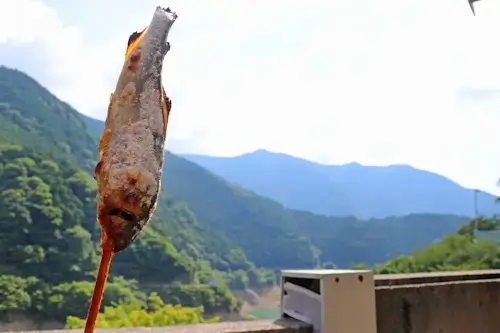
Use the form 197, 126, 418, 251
84, 7, 178, 333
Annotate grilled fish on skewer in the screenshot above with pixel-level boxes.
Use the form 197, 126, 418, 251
84, 6, 178, 333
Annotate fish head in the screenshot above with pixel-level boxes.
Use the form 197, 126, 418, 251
120, 7, 178, 88
97, 177, 160, 253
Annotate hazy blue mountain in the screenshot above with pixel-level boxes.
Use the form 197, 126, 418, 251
0, 65, 477, 274
182, 150, 500, 218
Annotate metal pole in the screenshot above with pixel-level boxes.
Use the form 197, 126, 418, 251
475, 189, 479, 217
472, 189, 479, 239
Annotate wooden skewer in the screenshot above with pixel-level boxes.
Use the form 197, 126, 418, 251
84, 241, 114, 333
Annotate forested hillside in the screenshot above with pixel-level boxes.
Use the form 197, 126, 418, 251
0, 66, 478, 328
81, 101, 471, 271
0, 67, 272, 284
160, 156, 468, 268
0, 143, 240, 326
0, 67, 97, 171
371, 217, 500, 274
291, 211, 468, 267
0, 66, 273, 328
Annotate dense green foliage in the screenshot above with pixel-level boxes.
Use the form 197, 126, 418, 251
0, 143, 98, 283
161, 154, 320, 269
376, 233, 500, 273
0, 143, 241, 323
348, 217, 500, 274
0, 67, 97, 171
0, 66, 273, 282
65, 293, 220, 329
0, 274, 140, 323
292, 211, 468, 267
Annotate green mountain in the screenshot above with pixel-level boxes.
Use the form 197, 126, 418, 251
0, 66, 270, 326
0, 67, 97, 171
375, 216, 500, 274
0, 66, 270, 280
0, 66, 474, 327
79, 95, 470, 270
77, 110, 320, 269
161, 159, 468, 268
182, 150, 500, 218
0, 142, 242, 324
291, 211, 468, 267
86, 112, 320, 269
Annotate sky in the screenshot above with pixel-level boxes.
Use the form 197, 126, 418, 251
1, 0, 500, 194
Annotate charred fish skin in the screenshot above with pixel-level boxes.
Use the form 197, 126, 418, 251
95, 7, 178, 253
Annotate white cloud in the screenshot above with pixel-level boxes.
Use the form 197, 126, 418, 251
0, 0, 124, 115
1, 0, 500, 194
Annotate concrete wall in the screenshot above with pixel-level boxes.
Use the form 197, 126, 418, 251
8, 270, 500, 333
11, 319, 312, 333
375, 271, 500, 333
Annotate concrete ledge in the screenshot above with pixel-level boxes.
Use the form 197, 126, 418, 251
13, 319, 312, 333
375, 269, 500, 287
9, 270, 500, 333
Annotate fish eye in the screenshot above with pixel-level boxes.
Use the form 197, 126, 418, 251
108, 208, 136, 223
121, 210, 135, 222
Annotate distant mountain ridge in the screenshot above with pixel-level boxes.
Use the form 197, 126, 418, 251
80, 108, 470, 268
0, 65, 474, 273
182, 149, 500, 218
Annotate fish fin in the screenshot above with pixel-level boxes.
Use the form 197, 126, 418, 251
94, 161, 102, 180
104, 93, 114, 125
161, 86, 172, 137
99, 94, 114, 153
125, 27, 147, 58
96, 94, 114, 179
